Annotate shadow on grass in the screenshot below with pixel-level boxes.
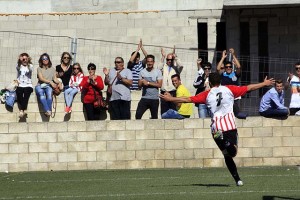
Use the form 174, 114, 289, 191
156, 183, 230, 188
191, 183, 230, 187
263, 196, 300, 200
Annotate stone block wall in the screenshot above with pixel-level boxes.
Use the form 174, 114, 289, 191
0, 117, 299, 172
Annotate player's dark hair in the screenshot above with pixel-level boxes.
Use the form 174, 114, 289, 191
209, 72, 221, 87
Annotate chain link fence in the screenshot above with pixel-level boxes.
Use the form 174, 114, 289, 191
0, 31, 297, 116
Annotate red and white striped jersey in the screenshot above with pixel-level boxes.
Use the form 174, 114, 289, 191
190, 85, 248, 132
69, 72, 84, 91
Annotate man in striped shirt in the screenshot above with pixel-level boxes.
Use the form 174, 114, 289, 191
160, 72, 275, 186
127, 39, 148, 90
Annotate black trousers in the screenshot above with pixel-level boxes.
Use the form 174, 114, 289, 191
160, 90, 177, 115
16, 86, 33, 110
83, 103, 98, 120
109, 100, 131, 120
135, 98, 159, 119
214, 129, 241, 183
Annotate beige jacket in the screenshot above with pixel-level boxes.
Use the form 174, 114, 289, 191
158, 57, 183, 91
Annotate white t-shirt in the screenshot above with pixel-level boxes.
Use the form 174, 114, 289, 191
289, 75, 300, 108
17, 64, 33, 88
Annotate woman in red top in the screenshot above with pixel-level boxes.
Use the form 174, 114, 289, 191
80, 63, 104, 120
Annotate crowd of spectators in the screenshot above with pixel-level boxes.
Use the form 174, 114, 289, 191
9, 42, 299, 121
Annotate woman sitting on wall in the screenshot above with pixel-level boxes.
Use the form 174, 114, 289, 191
35, 53, 60, 117
16, 53, 34, 118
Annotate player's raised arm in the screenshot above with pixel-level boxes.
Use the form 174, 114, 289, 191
247, 76, 275, 92
159, 92, 192, 103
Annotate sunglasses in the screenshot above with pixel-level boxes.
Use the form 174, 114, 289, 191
166, 59, 173, 61
63, 57, 70, 60
73, 67, 80, 70
225, 66, 233, 69
295, 67, 300, 70
42, 57, 49, 61
115, 61, 123, 64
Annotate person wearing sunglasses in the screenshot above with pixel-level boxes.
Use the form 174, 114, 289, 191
103, 57, 132, 120
80, 63, 104, 120
56, 52, 73, 91
35, 53, 60, 117
217, 48, 247, 119
193, 59, 211, 118
286, 62, 300, 115
64, 63, 84, 114
16, 53, 33, 118
158, 46, 184, 116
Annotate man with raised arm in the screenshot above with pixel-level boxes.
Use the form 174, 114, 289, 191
160, 72, 275, 186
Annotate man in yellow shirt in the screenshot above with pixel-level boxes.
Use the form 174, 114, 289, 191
161, 74, 193, 119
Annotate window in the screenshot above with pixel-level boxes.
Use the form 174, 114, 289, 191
197, 22, 208, 61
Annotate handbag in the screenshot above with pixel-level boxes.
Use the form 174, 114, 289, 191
52, 84, 62, 96
105, 69, 122, 102
5, 91, 16, 108
51, 78, 63, 96
92, 87, 107, 109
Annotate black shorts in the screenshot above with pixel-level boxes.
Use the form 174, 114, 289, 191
214, 129, 238, 151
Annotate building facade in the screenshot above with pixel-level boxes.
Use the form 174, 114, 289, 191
0, 0, 300, 114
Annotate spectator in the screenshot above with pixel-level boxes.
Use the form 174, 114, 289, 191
80, 63, 104, 120
64, 63, 84, 114
287, 62, 300, 115
193, 59, 211, 118
135, 55, 162, 119
217, 48, 247, 119
16, 53, 33, 118
103, 57, 132, 120
162, 74, 193, 119
127, 39, 147, 90
159, 46, 183, 115
160, 72, 275, 186
35, 53, 60, 117
259, 79, 289, 118
56, 52, 73, 91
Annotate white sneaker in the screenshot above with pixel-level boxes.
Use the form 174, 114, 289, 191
19, 110, 24, 118
236, 180, 244, 186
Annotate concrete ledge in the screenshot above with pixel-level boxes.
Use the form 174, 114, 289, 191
0, 90, 200, 122
0, 117, 299, 172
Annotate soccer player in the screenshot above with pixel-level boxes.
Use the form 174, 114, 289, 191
160, 72, 275, 186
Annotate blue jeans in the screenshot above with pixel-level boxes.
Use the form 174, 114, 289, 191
161, 109, 185, 119
35, 84, 53, 112
198, 104, 210, 118
259, 108, 289, 118
64, 87, 78, 107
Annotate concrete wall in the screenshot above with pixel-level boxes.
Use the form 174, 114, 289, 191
0, 117, 299, 172
0, 9, 222, 93
0, 0, 223, 14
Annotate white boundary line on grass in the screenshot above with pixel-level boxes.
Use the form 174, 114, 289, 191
0, 189, 299, 199
16, 174, 299, 183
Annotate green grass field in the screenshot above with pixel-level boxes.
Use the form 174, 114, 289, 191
0, 166, 299, 200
